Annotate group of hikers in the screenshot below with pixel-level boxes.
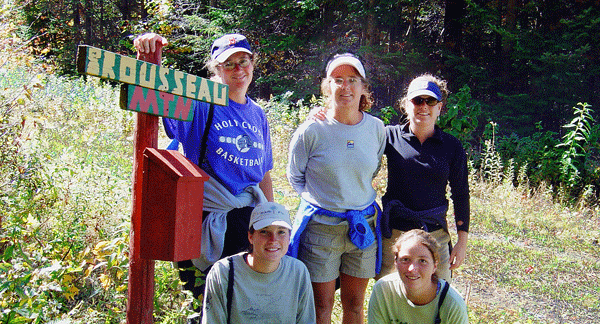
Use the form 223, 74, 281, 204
134, 31, 470, 324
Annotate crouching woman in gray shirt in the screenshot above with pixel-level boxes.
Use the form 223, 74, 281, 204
202, 202, 316, 324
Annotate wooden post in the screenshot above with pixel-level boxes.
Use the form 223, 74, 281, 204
126, 46, 162, 324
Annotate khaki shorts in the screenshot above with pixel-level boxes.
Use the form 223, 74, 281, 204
298, 217, 377, 283
376, 228, 452, 282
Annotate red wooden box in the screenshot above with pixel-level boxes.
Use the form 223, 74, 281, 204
140, 148, 209, 261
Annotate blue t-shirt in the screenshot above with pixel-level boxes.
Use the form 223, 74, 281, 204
163, 97, 273, 195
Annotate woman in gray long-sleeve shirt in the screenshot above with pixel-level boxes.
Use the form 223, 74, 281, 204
286, 53, 386, 324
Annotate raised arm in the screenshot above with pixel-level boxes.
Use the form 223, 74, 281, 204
133, 33, 168, 64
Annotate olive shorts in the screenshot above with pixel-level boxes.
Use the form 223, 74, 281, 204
298, 216, 377, 283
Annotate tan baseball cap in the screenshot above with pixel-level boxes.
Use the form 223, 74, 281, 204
249, 202, 292, 230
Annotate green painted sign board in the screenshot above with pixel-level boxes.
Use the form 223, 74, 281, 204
76, 45, 228, 121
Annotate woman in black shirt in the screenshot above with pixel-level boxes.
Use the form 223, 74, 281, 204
377, 74, 470, 282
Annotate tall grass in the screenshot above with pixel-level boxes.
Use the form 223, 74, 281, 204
461, 132, 600, 323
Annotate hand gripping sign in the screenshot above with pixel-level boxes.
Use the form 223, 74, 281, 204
76, 45, 229, 120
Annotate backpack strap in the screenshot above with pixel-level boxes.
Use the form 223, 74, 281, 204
226, 256, 234, 324
199, 103, 215, 167
434, 281, 450, 324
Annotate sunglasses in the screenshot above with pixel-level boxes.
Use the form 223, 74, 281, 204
411, 97, 440, 106
220, 58, 251, 71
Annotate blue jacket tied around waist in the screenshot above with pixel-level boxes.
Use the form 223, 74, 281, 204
288, 199, 383, 274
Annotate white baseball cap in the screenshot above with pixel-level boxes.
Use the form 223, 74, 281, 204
326, 53, 366, 79
407, 77, 442, 101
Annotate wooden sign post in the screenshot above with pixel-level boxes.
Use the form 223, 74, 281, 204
77, 45, 227, 323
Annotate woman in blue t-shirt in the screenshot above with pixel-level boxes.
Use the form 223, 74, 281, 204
134, 33, 274, 319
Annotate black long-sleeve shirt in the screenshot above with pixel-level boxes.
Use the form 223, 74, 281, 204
382, 123, 470, 233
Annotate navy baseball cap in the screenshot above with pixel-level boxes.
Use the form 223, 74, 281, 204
211, 34, 253, 63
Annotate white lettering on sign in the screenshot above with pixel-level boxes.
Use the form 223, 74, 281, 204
120, 56, 137, 84
86, 47, 102, 76
158, 66, 170, 92
215, 83, 227, 106
79, 46, 229, 106
173, 71, 184, 97
198, 78, 211, 103
186, 74, 197, 98
139, 63, 156, 88
102, 51, 116, 79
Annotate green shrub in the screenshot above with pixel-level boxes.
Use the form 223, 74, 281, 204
480, 103, 598, 204
438, 84, 481, 150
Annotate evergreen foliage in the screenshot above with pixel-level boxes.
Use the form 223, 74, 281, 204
17, 0, 600, 139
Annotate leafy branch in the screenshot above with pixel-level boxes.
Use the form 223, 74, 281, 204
556, 102, 594, 189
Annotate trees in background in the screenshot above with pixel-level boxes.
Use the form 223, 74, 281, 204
17, 0, 599, 198
20, 0, 147, 72
19, 0, 600, 135
454, 0, 600, 135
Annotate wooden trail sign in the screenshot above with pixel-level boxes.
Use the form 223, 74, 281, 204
77, 45, 228, 120
76, 43, 222, 323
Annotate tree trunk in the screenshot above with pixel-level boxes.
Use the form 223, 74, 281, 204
388, 2, 403, 51
406, 4, 417, 45
502, 0, 517, 55
364, 0, 378, 47
444, 0, 465, 55
321, 0, 337, 34
119, 0, 132, 20
84, 0, 92, 45
72, 0, 82, 44
140, 0, 148, 19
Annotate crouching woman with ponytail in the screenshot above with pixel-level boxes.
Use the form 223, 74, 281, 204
368, 229, 468, 324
